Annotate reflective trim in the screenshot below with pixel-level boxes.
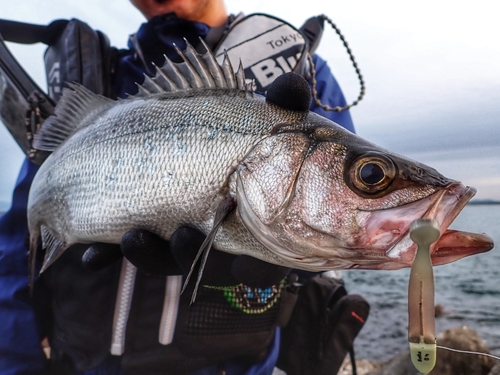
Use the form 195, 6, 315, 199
110, 259, 137, 355
159, 275, 182, 345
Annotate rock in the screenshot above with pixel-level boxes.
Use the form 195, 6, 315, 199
338, 358, 382, 375
366, 350, 420, 375
434, 304, 445, 317
431, 326, 495, 375
488, 363, 500, 375
359, 326, 495, 375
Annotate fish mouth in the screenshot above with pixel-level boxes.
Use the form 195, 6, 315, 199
383, 183, 493, 268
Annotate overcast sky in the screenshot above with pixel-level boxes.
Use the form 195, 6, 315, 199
1, 0, 499, 211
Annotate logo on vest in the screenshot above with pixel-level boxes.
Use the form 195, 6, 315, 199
215, 20, 306, 92
266, 33, 304, 50
48, 62, 61, 98
250, 52, 302, 89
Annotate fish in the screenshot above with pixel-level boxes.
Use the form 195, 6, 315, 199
27, 40, 493, 279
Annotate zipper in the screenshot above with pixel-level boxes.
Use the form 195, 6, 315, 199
159, 275, 183, 345
110, 259, 137, 355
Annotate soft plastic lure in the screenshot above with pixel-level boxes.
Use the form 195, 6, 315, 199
408, 219, 440, 374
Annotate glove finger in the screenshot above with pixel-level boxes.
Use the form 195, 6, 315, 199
121, 229, 182, 276
169, 226, 205, 273
82, 243, 122, 271
231, 255, 291, 288
266, 72, 312, 111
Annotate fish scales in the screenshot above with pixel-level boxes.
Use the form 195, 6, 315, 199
29, 90, 305, 259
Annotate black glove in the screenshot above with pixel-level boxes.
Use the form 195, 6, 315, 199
266, 72, 312, 111
121, 229, 183, 276
82, 229, 183, 276
82, 243, 122, 271
82, 227, 290, 288
170, 227, 291, 288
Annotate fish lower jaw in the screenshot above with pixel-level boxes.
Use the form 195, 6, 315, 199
280, 257, 362, 272
385, 233, 417, 266
384, 184, 480, 267
363, 198, 439, 266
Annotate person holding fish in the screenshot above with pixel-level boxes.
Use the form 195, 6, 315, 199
0, 1, 360, 374
3, 0, 491, 374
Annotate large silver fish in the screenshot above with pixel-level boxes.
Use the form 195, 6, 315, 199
27, 42, 493, 276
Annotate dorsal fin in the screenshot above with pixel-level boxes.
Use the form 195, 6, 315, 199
33, 84, 114, 151
132, 38, 251, 98
33, 40, 252, 152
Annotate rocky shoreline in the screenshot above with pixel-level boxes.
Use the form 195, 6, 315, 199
339, 326, 499, 375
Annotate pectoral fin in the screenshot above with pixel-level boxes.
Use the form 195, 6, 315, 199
181, 195, 237, 303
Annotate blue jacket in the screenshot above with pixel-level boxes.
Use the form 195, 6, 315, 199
0, 14, 354, 375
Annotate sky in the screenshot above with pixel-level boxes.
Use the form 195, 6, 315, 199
1, 0, 499, 211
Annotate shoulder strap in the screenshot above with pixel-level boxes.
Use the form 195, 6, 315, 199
299, 15, 324, 55
0, 18, 68, 45
0, 35, 54, 164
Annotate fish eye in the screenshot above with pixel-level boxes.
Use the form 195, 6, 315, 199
360, 163, 385, 185
349, 153, 396, 195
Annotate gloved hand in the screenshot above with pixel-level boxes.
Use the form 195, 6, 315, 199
81, 230, 183, 276
170, 227, 291, 288
82, 227, 290, 288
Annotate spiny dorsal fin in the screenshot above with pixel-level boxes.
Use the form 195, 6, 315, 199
132, 38, 251, 98
34, 41, 252, 151
33, 84, 114, 151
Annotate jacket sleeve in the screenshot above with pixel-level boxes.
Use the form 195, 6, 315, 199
309, 54, 356, 134
0, 159, 47, 375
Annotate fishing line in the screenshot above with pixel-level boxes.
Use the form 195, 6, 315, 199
436, 345, 500, 361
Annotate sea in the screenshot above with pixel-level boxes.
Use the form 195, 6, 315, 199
342, 204, 500, 362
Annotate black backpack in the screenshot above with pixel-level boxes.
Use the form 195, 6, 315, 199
277, 273, 370, 375
0, 18, 115, 165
